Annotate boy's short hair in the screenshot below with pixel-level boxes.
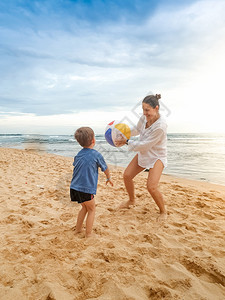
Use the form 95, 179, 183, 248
74, 127, 94, 147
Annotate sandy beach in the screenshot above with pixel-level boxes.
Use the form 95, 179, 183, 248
0, 148, 225, 300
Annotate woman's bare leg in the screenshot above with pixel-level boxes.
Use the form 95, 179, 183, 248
147, 160, 167, 221
121, 154, 144, 208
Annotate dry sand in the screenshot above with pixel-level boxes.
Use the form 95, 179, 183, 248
0, 148, 225, 300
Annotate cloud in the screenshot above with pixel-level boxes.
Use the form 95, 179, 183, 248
1, 0, 225, 122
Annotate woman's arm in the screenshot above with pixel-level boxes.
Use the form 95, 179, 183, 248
130, 115, 145, 137
114, 116, 145, 147
128, 128, 165, 152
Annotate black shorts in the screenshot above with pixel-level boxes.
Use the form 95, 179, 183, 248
70, 188, 94, 203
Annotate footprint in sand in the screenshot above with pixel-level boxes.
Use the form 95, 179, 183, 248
182, 257, 225, 286
60, 213, 74, 222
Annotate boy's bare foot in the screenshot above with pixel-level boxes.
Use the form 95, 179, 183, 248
157, 212, 167, 222
119, 200, 135, 209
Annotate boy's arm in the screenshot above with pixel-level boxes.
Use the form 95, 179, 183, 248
104, 168, 113, 186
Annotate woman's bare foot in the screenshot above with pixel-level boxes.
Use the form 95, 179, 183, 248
119, 200, 135, 209
157, 211, 167, 222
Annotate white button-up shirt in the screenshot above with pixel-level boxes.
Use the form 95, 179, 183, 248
128, 115, 167, 169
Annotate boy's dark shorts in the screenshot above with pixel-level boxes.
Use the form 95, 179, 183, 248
70, 188, 94, 203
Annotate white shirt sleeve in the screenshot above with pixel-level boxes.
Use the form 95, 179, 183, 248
130, 127, 139, 136
130, 116, 145, 137
128, 128, 165, 152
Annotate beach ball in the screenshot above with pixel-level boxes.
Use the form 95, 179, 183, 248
105, 120, 131, 147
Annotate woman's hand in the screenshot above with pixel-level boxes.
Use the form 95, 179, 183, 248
114, 134, 127, 147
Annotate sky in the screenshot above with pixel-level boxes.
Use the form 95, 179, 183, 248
0, 0, 225, 134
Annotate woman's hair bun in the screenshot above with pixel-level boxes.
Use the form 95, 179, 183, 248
156, 94, 161, 100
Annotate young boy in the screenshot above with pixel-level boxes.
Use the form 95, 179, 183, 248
70, 127, 113, 237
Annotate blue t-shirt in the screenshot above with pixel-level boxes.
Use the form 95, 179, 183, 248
70, 148, 107, 194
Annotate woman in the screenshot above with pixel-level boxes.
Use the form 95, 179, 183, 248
117, 94, 167, 221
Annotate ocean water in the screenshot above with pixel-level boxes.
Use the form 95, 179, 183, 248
1, 133, 225, 186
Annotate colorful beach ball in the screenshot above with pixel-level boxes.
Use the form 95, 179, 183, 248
105, 120, 131, 147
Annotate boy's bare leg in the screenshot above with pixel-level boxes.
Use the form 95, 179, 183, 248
75, 203, 87, 233
120, 154, 144, 208
84, 198, 96, 237
147, 160, 167, 221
